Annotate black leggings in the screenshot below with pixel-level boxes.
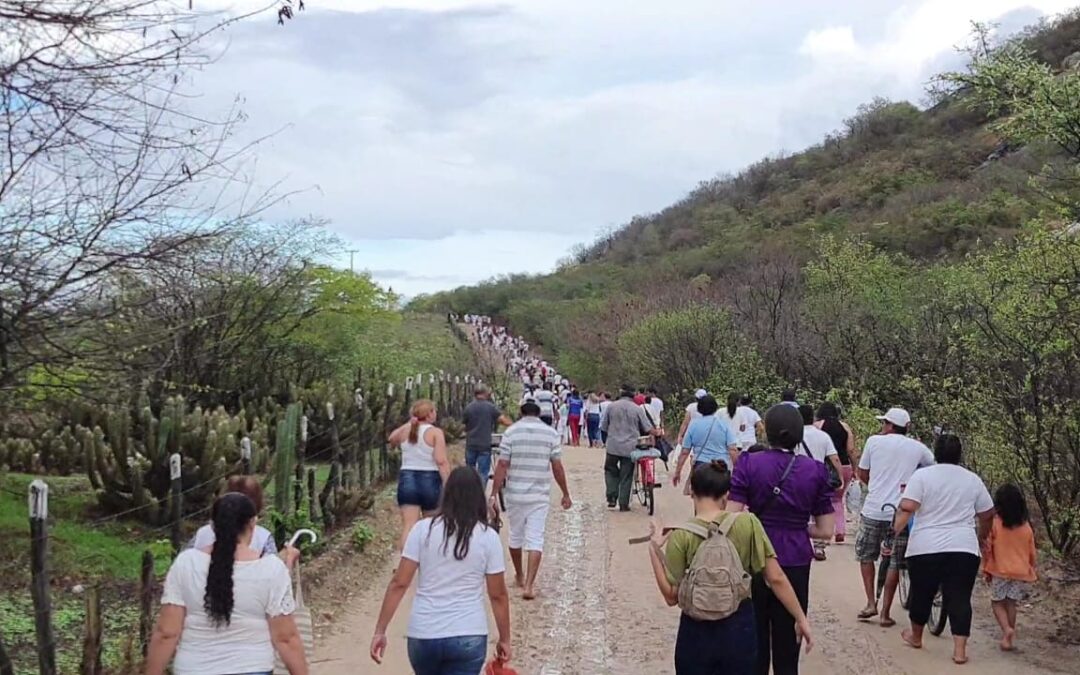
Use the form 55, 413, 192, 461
752, 564, 810, 675
907, 552, 980, 636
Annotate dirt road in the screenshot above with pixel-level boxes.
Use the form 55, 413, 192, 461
314, 446, 1069, 674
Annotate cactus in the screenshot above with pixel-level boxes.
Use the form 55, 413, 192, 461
272, 402, 301, 513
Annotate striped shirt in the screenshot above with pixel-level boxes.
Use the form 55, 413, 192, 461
498, 417, 561, 506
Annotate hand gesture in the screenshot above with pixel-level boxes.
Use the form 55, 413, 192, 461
280, 544, 301, 570
561, 494, 573, 510
370, 633, 388, 664
796, 618, 814, 653
496, 639, 513, 663
649, 518, 669, 548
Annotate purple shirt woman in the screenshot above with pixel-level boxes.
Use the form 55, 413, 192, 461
727, 404, 834, 675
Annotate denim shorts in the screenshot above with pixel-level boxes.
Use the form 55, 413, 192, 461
407, 635, 487, 675
397, 469, 442, 511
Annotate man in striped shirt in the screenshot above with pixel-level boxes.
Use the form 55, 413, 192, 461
491, 401, 573, 600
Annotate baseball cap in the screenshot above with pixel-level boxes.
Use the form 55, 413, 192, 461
876, 408, 911, 428
694, 388, 708, 400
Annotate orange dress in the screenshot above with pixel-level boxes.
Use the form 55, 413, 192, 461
983, 516, 1037, 582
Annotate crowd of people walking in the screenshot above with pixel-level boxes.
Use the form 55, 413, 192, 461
146, 312, 1042, 675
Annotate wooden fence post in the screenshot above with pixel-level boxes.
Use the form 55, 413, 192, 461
295, 416, 307, 512
138, 551, 154, 658
354, 388, 366, 488
427, 373, 435, 404
327, 402, 342, 490
307, 468, 317, 519
29, 479, 56, 675
80, 585, 102, 675
240, 436, 252, 475
381, 383, 396, 481
438, 373, 446, 418
0, 629, 13, 675
169, 454, 182, 556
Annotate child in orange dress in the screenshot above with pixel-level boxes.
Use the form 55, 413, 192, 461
983, 483, 1037, 652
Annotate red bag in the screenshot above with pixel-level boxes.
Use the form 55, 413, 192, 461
484, 658, 518, 675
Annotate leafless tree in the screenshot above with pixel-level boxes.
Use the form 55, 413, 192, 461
0, 1, 283, 399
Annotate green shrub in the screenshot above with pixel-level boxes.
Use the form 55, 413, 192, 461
351, 521, 375, 552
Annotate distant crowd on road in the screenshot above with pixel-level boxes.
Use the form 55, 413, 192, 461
353, 313, 1040, 675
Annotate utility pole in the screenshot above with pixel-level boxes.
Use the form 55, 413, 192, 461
347, 249, 358, 273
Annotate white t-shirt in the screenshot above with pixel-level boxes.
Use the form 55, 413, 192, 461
162, 550, 295, 675
717, 408, 751, 448
736, 406, 761, 448
403, 518, 506, 639
190, 524, 276, 557
585, 400, 602, 415
649, 398, 665, 418
401, 424, 439, 472
903, 464, 994, 557
859, 434, 935, 521
799, 425, 838, 464
534, 390, 556, 417
685, 402, 702, 421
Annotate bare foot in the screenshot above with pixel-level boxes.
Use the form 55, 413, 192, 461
1000, 627, 1016, 652
858, 605, 878, 620
514, 574, 524, 588
880, 617, 896, 628
901, 629, 922, 649
953, 654, 969, 665
522, 587, 537, 600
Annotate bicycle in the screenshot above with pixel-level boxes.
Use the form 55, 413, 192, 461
631, 435, 663, 516
878, 503, 947, 636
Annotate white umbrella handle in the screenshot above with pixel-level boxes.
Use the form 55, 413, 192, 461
288, 528, 318, 548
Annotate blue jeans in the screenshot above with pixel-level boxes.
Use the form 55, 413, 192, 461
586, 413, 601, 443
397, 470, 442, 512
407, 635, 487, 675
465, 448, 492, 489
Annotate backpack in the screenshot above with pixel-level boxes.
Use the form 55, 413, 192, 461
674, 512, 753, 621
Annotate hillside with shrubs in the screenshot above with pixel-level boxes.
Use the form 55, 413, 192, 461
414, 14, 1080, 556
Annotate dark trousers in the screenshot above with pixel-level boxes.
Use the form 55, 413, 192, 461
604, 453, 634, 508
907, 552, 980, 636
752, 564, 810, 675
674, 600, 757, 674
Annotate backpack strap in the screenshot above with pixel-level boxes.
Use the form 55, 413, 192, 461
715, 511, 744, 537
674, 521, 712, 539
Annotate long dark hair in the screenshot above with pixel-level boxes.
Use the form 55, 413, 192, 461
204, 492, 256, 627
690, 461, 732, 499
726, 392, 739, 419
994, 483, 1030, 529
816, 402, 850, 463
434, 466, 489, 560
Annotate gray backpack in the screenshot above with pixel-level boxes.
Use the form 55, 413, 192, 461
675, 512, 753, 621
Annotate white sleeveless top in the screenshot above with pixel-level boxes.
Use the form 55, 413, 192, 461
401, 423, 438, 471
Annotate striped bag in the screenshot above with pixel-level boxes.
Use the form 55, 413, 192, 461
274, 561, 314, 674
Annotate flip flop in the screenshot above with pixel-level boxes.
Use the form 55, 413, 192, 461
880, 618, 896, 628
858, 608, 879, 620
901, 629, 922, 649
953, 656, 969, 665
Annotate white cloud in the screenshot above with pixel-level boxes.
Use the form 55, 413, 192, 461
180, 0, 1079, 294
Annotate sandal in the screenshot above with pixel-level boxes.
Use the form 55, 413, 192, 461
858, 607, 879, 620
880, 618, 896, 628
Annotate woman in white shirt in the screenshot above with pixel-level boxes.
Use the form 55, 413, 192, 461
371, 466, 512, 674
190, 475, 277, 558
389, 399, 451, 554
146, 492, 307, 675
716, 392, 750, 451
888, 434, 994, 666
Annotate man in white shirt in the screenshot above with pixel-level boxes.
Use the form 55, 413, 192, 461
736, 395, 763, 449
855, 407, 935, 626
675, 388, 707, 446
799, 404, 843, 560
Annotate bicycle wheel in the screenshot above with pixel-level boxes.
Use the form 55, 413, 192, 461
899, 568, 911, 610
633, 471, 647, 506
928, 589, 947, 636
645, 484, 654, 516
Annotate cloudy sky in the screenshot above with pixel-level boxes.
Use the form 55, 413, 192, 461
194, 0, 1075, 296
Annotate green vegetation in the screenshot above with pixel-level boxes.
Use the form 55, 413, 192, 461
351, 521, 376, 552
414, 14, 1080, 555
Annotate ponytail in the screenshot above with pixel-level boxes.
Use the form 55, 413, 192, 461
204, 492, 256, 627
408, 399, 436, 444
726, 392, 739, 420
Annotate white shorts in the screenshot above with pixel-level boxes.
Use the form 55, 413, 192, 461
507, 501, 549, 552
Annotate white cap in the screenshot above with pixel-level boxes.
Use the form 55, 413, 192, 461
876, 408, 911, 428
694, 388, 708, 400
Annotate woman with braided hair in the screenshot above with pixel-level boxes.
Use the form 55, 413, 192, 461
145, 492, 307, 675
